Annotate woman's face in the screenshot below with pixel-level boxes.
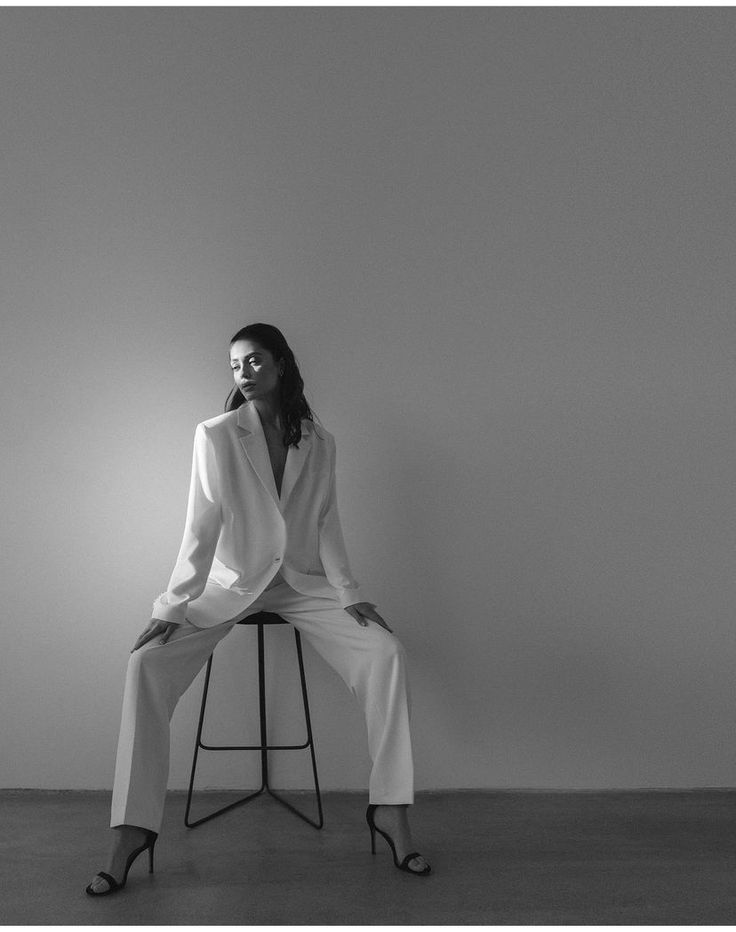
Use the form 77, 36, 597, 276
230, 339, 283, 405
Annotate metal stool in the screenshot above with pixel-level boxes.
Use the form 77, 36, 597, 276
184, 611, 324, 830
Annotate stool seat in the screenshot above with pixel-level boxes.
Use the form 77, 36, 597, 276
184, 611, 323, 830
237, 611, 289, 625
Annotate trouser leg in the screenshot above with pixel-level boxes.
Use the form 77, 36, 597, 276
110, 619, 236, 833
260, 587, 415, 805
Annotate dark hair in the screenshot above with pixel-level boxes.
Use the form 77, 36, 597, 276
225, 323, 313, 447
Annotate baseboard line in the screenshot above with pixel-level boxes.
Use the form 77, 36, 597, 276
2, 785, 736, 796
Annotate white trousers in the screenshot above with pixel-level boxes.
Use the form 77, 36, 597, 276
110, 580, 414, 832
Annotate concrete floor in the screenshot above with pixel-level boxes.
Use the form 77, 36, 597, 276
2, 788, 736, 924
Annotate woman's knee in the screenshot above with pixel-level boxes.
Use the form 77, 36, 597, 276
125, 648, 145, 686
369, 626, 406, 664
125, 640, 163, 680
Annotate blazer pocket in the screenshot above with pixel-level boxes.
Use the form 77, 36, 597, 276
209, 558, 240, 589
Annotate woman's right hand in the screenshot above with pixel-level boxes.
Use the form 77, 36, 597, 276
132, 619, 179, 652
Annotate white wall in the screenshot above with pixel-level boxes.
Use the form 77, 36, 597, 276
2, 8, 736, 792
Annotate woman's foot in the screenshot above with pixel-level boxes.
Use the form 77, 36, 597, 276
370, 804, 430, 874
87, 825, 151, 894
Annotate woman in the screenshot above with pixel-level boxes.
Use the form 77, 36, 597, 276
86, 323, 430, 895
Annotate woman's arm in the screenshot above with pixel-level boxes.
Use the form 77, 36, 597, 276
150, 423, 223, 626
317, 433, 370, 610
318, 436, 392, 631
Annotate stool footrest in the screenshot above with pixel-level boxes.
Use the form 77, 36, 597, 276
198, 741, 311, 752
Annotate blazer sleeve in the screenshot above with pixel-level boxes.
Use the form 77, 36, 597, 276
151, 423, 223, 624
317, 432, 370, 609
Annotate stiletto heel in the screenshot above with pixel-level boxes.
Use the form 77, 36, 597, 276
85, 830, 158, 896
366, 805, 431, 876
368, 816, 377, 854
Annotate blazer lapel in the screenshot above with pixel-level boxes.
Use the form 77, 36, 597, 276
280, 422, 313, 508
236, 403, 279, 505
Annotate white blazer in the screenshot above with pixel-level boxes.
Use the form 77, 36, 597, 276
151, 401, 366, 629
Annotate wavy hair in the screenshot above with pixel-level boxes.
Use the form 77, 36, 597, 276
224, 323, 313, 447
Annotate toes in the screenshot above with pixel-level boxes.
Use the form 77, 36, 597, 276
90, 875, 111, 893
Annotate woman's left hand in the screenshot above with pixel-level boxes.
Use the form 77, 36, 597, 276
344, 602, 393, 632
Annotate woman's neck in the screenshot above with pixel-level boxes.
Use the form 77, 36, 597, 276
252, 396, 283, 431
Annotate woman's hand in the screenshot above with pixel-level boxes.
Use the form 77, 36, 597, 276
344, 602, 393, 633
132, 619, 180, 652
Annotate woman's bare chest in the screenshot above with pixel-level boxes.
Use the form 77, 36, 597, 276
262, 426, 288, 495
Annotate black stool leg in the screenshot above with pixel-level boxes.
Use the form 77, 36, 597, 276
184, 636, 266, 828
184, 621, 323, 830
184, 654, 215, 827
266, 629, 324, 829
257, 621, 269, 792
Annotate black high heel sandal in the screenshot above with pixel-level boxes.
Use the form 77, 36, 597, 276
366, 805, 431, 876
85, 830, 158, 896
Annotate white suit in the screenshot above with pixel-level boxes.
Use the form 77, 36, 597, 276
151, 401, 367, 627
111, 402, 414, 832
